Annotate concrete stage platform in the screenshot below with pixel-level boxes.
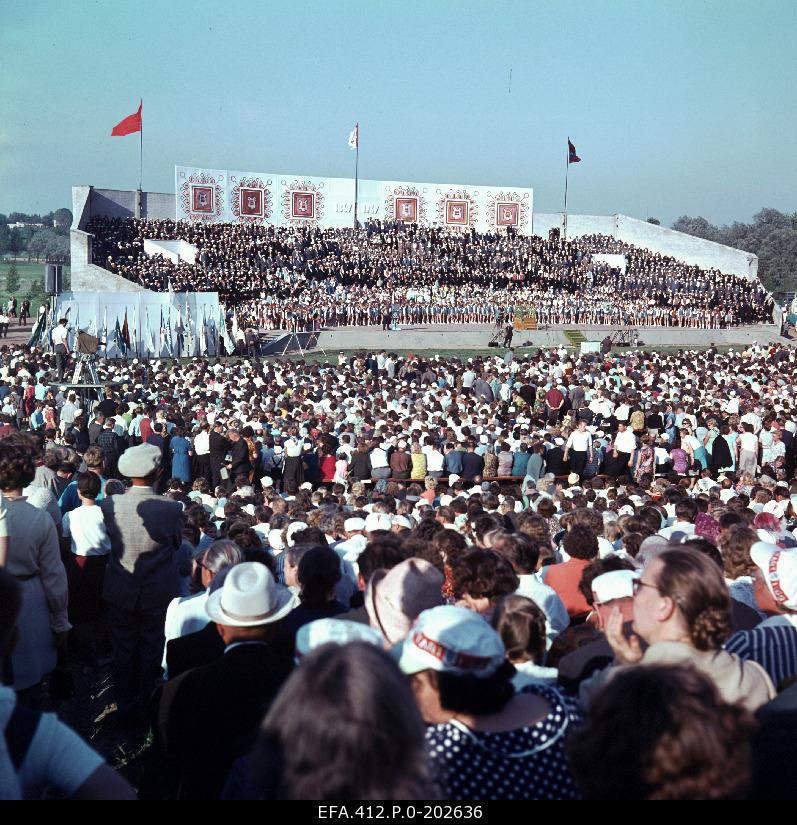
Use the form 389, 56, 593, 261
310, 323, 786, 352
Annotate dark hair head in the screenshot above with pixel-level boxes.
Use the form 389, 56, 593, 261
356, 536, 410, 584
490, 532, 540, 574
253, 643, 434, 799
411, 518, 443, 542
492, 594, 547, 665
77, 472, 101, 499
567, 664, 755, 799
431, 529, 469, 566
656, 548, 732, 650
291, 527, 329, 548
434, 659, 516, 717
452, 549, 519, 602
0, 432, 37, 490
681, 537, 723, 569
562, 524, 599, 561
298, 546, 343, 606
675, 498, 698, 523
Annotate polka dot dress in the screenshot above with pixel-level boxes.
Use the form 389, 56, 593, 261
425, 684, 582, 800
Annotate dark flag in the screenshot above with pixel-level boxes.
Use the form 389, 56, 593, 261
122, 309, 131, 351
568, 139, 581, 164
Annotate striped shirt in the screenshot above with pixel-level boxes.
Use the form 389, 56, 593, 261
724, 616, 797, 689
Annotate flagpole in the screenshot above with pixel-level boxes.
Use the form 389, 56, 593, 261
564, 139, 569, 241
139, 101, 143, 193
354, 124, 359, 230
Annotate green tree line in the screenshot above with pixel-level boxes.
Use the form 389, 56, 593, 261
671, 208, 797, 293
0, 209, 71, 262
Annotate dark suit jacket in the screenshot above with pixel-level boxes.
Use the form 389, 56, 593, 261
229, 438, 251, 478
752, 681, 797, 799
158, 641, 293, 800
166, 621, 225, 680
544, 446, 568, 476
208, 431, 230, 468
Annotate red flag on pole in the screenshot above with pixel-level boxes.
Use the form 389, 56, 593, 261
111, 101, 142, 137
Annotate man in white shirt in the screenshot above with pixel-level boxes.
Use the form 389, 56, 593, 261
193, 422, 211, 483
424, 442, 445, 477
741, 407, 763, 434
563, 420, 593, 479
657, 498, 698, 541
613, 421, 638, 457
59, 393, 81, 435
370, 441, 391, 479
51, 318, 70, 380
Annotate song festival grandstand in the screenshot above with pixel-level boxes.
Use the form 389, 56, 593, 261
64, 167, 779, 357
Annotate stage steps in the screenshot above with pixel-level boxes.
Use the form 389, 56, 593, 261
563, 330, 586, 347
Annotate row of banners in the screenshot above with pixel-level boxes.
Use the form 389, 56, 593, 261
175, 165, 534, 233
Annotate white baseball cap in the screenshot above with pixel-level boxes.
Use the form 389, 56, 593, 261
591, 570, 639, 604
364, 513, 392, 533
394, 605, 505, 677
750, 541, 797, 611
295, 618, 383, 659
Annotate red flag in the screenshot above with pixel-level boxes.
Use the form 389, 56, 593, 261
568, 139, 581, 164
111, 101, 142, 137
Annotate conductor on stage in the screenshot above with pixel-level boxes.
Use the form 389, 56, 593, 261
503, 323, 514, 348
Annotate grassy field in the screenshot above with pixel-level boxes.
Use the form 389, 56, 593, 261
0, 259, 69, 317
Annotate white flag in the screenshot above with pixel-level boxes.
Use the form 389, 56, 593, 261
185, 302, 195, 356
199, 307, 208, 355
220, 306, 235, 355
145, 311, 156, 355
348, 123, 358, 150
72, 306, 80, 354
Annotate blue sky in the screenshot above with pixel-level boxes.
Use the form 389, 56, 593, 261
1, 0, 794, 225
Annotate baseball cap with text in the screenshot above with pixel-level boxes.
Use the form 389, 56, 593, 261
395, 605, 505, 677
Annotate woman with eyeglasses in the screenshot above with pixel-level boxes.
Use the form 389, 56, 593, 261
580, 548, 775, 712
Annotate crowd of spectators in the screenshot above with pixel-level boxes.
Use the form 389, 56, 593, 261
1, 336, 797, 800
86, 217, 775, 330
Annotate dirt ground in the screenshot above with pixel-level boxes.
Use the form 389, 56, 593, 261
45, 656, 161, 798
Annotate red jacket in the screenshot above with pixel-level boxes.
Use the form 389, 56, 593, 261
545, 558, 592, 618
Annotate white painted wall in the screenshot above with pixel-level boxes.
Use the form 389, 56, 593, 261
143, 239, 197, 265
533, 213, 757, 280
592, 254, 627, 273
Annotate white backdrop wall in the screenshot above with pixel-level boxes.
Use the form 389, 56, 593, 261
54, 291, 222, 359
143, 239, 197, 265
175, 166, 534, 234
